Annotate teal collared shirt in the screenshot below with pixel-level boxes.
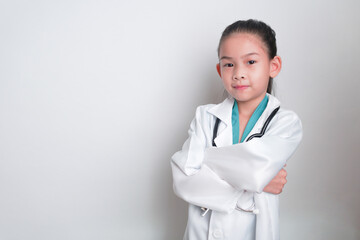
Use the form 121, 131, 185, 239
232, 95, 269, 144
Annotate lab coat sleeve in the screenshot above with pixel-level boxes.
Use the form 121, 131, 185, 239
204, 110, 303, 193
171, 106, 242, 213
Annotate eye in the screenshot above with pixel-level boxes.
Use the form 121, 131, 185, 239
247, 60, 256, 65
223, 63, 234, 67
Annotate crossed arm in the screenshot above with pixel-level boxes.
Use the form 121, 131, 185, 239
171, 106, 302, 213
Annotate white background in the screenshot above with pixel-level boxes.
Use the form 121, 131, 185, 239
1, 0, 359, 239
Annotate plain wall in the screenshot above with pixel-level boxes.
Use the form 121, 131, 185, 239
0, 0, 359, 239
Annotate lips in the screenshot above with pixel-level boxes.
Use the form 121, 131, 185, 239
234, 85, 249, 90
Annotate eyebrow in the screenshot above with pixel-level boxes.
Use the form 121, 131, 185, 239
220, 52, 259, 61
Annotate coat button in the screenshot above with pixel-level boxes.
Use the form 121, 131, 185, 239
213, 229, 223, 238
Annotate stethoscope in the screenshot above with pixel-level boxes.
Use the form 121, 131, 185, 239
201, 106, 280, 217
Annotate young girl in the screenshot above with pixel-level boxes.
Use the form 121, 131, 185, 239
171, 19, 302, 240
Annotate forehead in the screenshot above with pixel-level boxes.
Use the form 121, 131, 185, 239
219, 33, 268, 58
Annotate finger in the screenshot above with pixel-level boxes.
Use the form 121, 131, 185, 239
277, 169, 285, 178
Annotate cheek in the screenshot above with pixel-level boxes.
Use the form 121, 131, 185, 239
221, 77, 231, 87
255, 65, 271, 80
220, 76, 233, 90
220, 70, 232, 81
221, 67, 231, 74
252, 69, 270, 88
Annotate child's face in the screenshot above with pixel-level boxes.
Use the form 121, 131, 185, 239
217, 33, 281, 106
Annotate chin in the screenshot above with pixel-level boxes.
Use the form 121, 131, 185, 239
233, 93, 263, 103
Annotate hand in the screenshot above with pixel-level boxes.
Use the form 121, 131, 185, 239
263, 165, 287, 194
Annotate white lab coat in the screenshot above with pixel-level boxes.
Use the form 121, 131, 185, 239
171, 94, 302, 240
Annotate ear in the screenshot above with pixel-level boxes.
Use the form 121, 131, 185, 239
269, 56, 282, 78
216, 63, 221, 77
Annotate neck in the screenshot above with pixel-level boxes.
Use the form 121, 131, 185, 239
236, 93, 267, 118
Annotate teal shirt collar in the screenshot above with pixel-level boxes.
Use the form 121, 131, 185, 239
232, 95, 269, 144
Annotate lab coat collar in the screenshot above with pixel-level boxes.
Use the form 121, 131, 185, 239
207, 97, 233, 147
207, 97, 234, 126
261, 93, 281, 119
207, 94, 281, 147
207, 94, 281, 124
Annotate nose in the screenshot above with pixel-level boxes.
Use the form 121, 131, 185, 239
233, 66, 246, 80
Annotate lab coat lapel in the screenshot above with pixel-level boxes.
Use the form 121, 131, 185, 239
207, 94, 281, 147
207, 97, 234, 148
243, 94, 281, 141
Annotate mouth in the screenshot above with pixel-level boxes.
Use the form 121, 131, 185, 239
234, 85, 249, 90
